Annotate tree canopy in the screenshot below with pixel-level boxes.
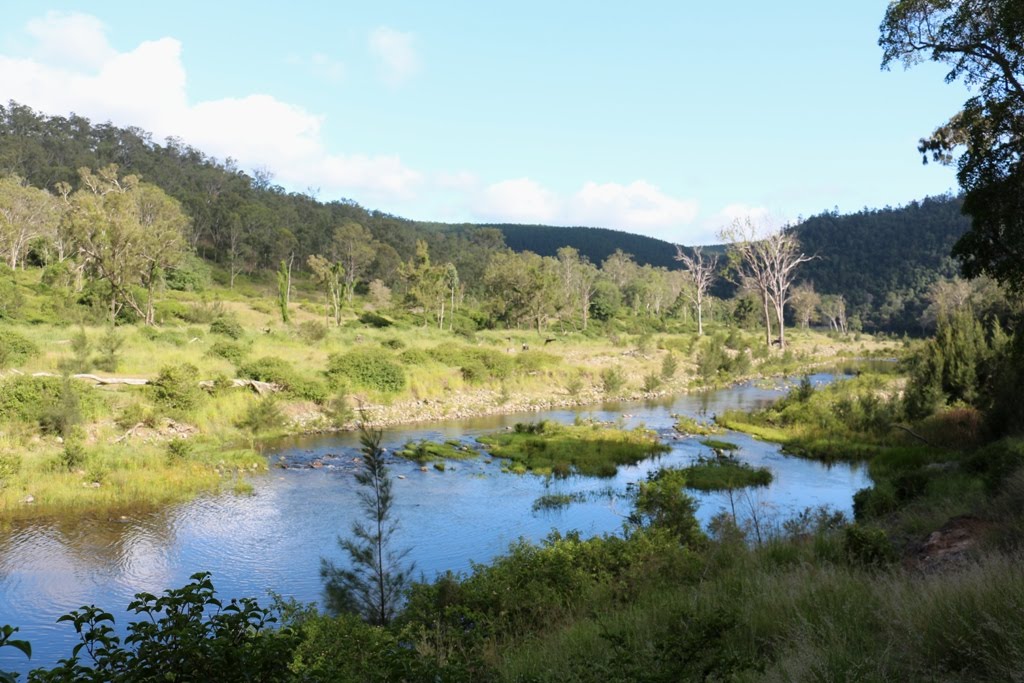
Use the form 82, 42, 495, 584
880, 0, 1024, 291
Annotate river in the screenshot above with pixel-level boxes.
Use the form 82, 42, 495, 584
0, 372, 870, 674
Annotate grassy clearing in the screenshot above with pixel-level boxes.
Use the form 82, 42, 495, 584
476, 420, 670, 477
679, 456, 773, 491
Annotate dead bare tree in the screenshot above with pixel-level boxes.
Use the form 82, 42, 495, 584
720, 218, 813, 349
674, 245, 718, 336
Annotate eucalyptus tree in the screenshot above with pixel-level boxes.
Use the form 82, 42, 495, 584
721, 219, 813, 349
0, 174, 61, 269
674, 245, 718, 335
66, 165, 189, 323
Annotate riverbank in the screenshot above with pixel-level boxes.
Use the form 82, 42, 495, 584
0, 270, 899, 518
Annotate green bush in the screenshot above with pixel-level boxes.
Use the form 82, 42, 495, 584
601, 366, 626, 394
327, 350, 406, 393
209, 316, 245, 339
0, 328, 38, 368
397, 348, 430, 365
380, 337, 405, 350
150, 363, 204, 414
238, 356, 328, 404
358, 311, 393, 328
0, 375, 95, 427
208, 340, 249, 365
843, 524, 894, 567
298, 320, 328, 344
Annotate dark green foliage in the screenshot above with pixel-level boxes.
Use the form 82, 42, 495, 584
532, 492, 587, 512
1, 625, 31, 683
0, 375, 94, 430
358, 311, 393, 328
150, 363, 203, 414
321, 427, 413, 625
209, 316, 244, 339
496, 224, 682, 271
24, 573, 298, 682
600, 366, 626, 393
39, 375, 83, 438
238, 356, 327, 403
166, 438, 193, 462
326, 350, 406, 393
678, 457, 772, 491
323, 387, 353, 428
793, 196, 969, 332
0, 328, 38, 368
629, 469, 705, 546
641, 373, 662, 392
207, 339, 249, 364
60, 434, 86, 472
904, 311, 999, 419
660, 351, 678, 380
235, 395, 285, 439
276, 260, 290, 324
379, 337, 404, 350
94, 327, 123, 373
842, 524, 894, 567
164, 255, 210, 292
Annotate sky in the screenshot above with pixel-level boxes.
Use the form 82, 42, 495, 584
0, 1, 969, 244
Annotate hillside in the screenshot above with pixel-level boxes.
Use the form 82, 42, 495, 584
0, 102, 974, 331
792, 196, 970, 333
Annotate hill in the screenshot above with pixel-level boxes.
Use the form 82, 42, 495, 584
489, 223, 682, 269
792, 196, 970, 333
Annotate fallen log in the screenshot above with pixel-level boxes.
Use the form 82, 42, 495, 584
27, 372, 281, 394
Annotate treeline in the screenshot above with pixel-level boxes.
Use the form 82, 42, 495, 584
793, 196, 970, 333
0, 101, 983, 334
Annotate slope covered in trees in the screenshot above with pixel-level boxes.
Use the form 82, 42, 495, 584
792, 196, 970, 333
493, 223, 682, 270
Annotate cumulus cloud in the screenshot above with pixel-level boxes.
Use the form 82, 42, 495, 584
474, 178, 561, 223
368, 27, 419, 85
25, 11, 116, 70
470, 177, 699, 236
0, 12, 422, 201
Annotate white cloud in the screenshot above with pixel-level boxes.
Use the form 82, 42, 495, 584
25, 11, 115, 70
474, 178, 560, 223
0, 13, 421, 201
470, 177, 699, 236
567, 180, 699, 237
368, 27, 419, 85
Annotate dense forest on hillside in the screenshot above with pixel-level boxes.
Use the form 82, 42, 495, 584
793, 197, 970, 333
0, 101, 978, 333
494, 223, 682, 270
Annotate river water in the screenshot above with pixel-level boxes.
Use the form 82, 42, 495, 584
0, 373, 870, 674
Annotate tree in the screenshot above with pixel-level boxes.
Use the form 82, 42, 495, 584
276, 259, 290, 324
0, 175, 61, 269
880, 0, 1024, 291
307, 254, 344, 325
331, 221, 377, 302
321, 426, 413, 626
556, 247, 598, 330
789, 281, 821, 329
720, 219, 813, 349
674, 245, 718, 335
65, 166, 189, 323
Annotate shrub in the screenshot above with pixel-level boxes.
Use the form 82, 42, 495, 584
0, 375, 94, 427
327, 350, 406, 393
601, 366, 626, 394
238, 356, 328, 403
0, 328, 38, 368
208, 339, 249, 365
843, 524, 894, 567
298, 320, 328, 344
236, 395, 286, 438
94, 327, 123, 373
661, 352, 678, 380
209, 316, 244, 339
380, 337, 405, 350
150, 363, 204, 414
642, 373, 662, 392
397, 348, 430, 365
0, 451, 21, 489
166, 439, 193, 462
358, 311, 393, 328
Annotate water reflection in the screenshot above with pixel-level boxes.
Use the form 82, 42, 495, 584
0, 372, 869, 674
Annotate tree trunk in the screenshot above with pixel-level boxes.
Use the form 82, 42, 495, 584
762, 295, 773, 348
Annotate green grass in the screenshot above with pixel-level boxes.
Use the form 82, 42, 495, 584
699, 438, 739, 451
477, 420, 670, 477
674, 414, 721, 435
678, 457, 773, 491
395, 439, 479, 464
531, 492, 587, 512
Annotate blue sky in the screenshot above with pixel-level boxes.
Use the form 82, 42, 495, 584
0, 1, 967, 244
